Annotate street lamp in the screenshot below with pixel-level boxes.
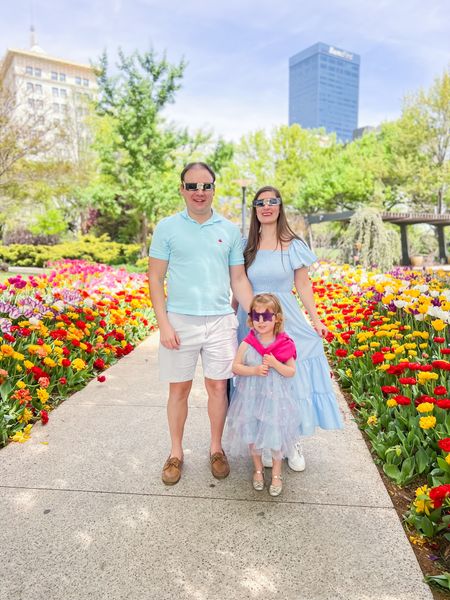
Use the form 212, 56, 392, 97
234, 178, 252, 235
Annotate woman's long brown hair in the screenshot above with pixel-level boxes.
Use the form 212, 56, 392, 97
244, 186, 301, 270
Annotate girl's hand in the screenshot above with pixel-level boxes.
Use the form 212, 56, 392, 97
262, 353, 277, 368
312, 319, 329, 338
254, 364, 269, 377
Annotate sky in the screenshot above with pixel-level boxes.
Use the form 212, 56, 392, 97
1, 0, 449, 140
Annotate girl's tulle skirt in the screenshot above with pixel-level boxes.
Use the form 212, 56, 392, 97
225, 369, 302, 459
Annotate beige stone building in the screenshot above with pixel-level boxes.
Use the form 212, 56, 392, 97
0, 29, 98, 160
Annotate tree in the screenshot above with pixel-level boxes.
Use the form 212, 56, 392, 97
206, 138, 234, 174
0, 85, 54, 190
393, 68, 450, 213
0, 84, 56, 217
0, 82, 79, 240
91, 48, 187, 252
217, 125, 336, 213
340, 206, 400, 271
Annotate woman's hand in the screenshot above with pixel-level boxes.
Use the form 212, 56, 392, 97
312, 319, 329, 338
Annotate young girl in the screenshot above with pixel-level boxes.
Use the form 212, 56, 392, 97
226, 293, 301, 496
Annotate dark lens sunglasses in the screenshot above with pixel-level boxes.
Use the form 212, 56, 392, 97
248, 309, 275, 322
183, 182, 215, 191
252, 197, 282, 208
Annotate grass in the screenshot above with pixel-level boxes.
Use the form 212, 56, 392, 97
0, 268, 51, 283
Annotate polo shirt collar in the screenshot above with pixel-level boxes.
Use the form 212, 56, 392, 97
181, 208, 222, 226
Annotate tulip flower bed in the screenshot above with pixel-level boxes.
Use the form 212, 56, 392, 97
309, 263, 450, 587
0, 259, 155, 446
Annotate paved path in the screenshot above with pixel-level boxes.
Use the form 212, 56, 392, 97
0, 334, 433, 600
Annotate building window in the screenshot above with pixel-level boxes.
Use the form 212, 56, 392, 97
60, 88, 67, 98
51, 71, 58, 80
83, 78, 89, 87
28, 98, 35, 108
59, 73, 66, 82
53, 103, 60, 112
36, 99, 43, 109
52, 87, 59, 97
26, 66, 33, 75
34, 68, 42, 77
27, 82, 34, 92
75, 76, 82, 85
35, 84, 43, 94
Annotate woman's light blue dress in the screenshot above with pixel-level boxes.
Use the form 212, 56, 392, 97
225, 343, 301, 458
237, 239, 343, 436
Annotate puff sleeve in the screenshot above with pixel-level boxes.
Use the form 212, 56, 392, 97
288, 238, 318, 270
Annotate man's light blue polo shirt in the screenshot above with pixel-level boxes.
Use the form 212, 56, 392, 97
149, 209, 244, 316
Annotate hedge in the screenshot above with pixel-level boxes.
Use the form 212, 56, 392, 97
0, 236, 142, 268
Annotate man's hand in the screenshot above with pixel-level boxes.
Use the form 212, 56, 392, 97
254, 364, 269, 377
262, 353, 278, 368
159, 323, 181, 350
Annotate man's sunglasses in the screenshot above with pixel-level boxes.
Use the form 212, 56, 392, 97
248, 309, 275, 322
183, 182, 215, 191
252, 197, 282, 207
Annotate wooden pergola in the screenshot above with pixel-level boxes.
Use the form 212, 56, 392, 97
305, 211, 450, 265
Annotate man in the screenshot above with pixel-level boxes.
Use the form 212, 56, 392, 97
148, 162, 252, 485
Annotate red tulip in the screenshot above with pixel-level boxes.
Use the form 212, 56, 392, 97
434, 386, 448, 396
393, 395, 411, 405
438, 438, 450, 452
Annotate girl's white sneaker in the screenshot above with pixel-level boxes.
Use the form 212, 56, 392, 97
287, 442, 306, 472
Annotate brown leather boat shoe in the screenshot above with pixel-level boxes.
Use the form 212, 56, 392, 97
210, 451, 230, 479
161, 456, 183, 485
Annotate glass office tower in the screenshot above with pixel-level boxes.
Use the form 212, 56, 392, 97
289, 42, 360, 142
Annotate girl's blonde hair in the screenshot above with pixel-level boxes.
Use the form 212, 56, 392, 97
247, 293, 284, 336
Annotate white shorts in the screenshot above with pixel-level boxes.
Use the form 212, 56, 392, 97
158, 312, 239, 383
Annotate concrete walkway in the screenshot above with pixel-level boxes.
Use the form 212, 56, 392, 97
0, 334, 433, 600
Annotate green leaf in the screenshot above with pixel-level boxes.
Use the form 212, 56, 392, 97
424, 573, 450, 590
415, 448, 430, 474
420, 516, 435, 538
0, 381, 12, 402
400, 456, 416, 482
383, 464, 401, 483
436, 457, 450, 473
395, 426, 407, 444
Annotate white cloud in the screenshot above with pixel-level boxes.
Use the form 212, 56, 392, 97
2, 0, 449, 139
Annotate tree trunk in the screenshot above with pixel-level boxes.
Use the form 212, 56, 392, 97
437, 186, 445, 214
139, 215, 149, 258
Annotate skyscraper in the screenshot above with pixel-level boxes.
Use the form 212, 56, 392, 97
289, 42, 360, 142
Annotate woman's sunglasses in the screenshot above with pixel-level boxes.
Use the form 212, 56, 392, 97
252, 197, 282, 207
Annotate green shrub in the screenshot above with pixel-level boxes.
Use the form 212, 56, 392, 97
0, 236, 142, 268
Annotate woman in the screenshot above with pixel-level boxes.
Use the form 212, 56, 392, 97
236, 186, 343, 471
